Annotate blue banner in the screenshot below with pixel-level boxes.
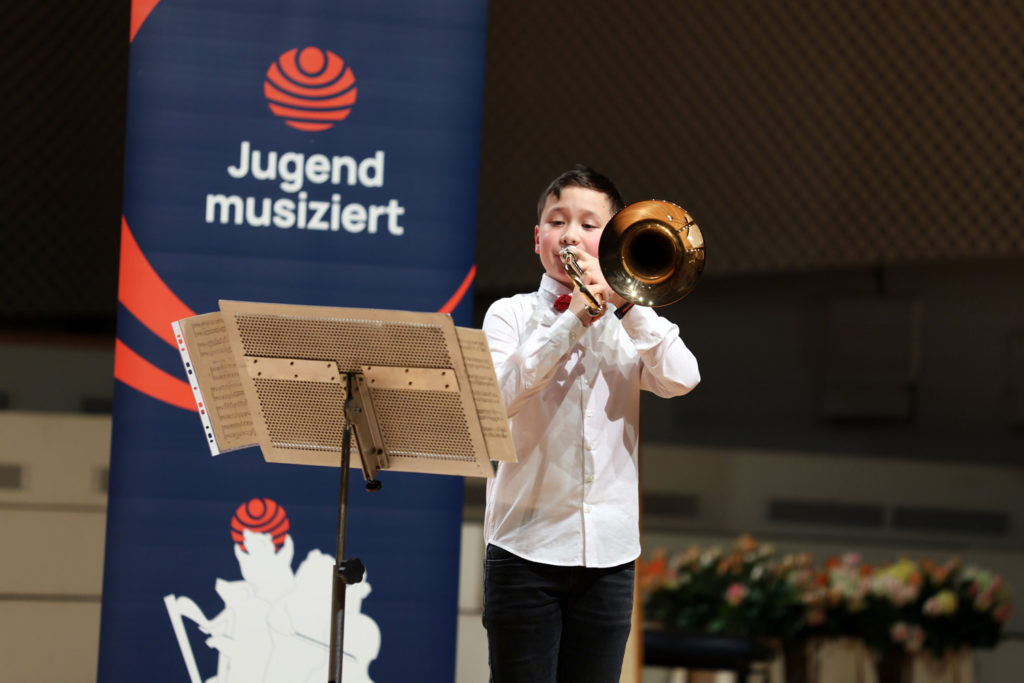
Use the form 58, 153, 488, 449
99, 1, 487, 680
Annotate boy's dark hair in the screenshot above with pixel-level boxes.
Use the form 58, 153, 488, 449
536, 164, 625, 222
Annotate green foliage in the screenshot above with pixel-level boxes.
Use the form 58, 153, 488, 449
641, 536, 809, 640
639, 539, 1012, 658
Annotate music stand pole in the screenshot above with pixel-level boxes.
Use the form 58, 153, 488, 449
328, 373, 365, 683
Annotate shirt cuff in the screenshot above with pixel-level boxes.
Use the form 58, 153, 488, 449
618, 305, 669, 343
555, 308, 586, 346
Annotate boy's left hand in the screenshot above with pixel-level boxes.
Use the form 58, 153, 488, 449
568, 249, 628, 310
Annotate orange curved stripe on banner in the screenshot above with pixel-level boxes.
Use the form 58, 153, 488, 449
438, 264, 476, 314
114, 339, 197, 412
266, 62, 356, 98
285, 121, 334, 132
130, 0, 162, 42
118, 217, 196, 348
267, 103, 353, 122
264, 82, 358, 110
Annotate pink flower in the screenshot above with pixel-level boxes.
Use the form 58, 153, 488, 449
736, 535, 758, 554
905, 625, 926, 653
993, 603, 1012, 624
892, 621, 925, 652
725, 583, 749, 607
806, 607, 827, 626
923, 590, 958, 616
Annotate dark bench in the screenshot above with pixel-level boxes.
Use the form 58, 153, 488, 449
643, 631, 777, 683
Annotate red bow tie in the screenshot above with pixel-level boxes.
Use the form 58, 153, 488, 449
553, 294, 572, 312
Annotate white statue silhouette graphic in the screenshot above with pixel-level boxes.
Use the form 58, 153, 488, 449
164, 498, 381, 683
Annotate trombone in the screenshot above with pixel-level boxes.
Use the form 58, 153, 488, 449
560, 199, 705, 316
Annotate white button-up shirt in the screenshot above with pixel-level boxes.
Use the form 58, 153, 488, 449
482, 275, 700, 567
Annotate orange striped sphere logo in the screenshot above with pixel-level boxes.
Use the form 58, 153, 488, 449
264, 47, 358, 132
231, 498, 291, 551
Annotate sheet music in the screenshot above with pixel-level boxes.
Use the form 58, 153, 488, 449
456, 327, 516, 462
175, 312, 257, 454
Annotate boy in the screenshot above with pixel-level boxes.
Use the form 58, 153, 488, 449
481, 165, 701, 682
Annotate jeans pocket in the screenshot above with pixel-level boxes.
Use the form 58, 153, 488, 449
484, 544, 523, 566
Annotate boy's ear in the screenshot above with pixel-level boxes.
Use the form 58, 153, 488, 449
534, 225, 540, 253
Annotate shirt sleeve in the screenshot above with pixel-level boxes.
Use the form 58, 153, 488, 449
618, 305, 701, 398
482, 296, 585, 417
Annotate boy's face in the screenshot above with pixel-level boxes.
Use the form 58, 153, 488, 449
534, 186, 614, 287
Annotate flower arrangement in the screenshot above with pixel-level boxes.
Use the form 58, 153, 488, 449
639, 538, 1013, 659
869, 558, 1013, 657
795, 553, 879, 644
640, 535, 810, 640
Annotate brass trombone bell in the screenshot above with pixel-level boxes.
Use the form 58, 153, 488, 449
598, 199, 705, 307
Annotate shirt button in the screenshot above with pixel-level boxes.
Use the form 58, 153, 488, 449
585, 475, 594, 483
585, 409, 593, 417
585, 443, 594, 451
584, 504, 593, 514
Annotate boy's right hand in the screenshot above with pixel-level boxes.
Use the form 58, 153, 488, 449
564, 249, 609, 325
569, 284, 608, 325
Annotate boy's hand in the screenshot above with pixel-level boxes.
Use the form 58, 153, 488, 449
568, 283, 607, 325
564, 249, 627, 324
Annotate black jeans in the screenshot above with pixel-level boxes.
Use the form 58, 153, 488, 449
482, 544, 635, 683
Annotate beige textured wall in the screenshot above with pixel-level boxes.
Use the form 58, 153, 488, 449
2, 412, 1023, 681
0, 413, 109, 682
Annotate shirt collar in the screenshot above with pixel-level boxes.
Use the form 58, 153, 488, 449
539, 274, 572, 305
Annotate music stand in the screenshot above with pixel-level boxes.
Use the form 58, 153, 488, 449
175, 300, 514, 683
